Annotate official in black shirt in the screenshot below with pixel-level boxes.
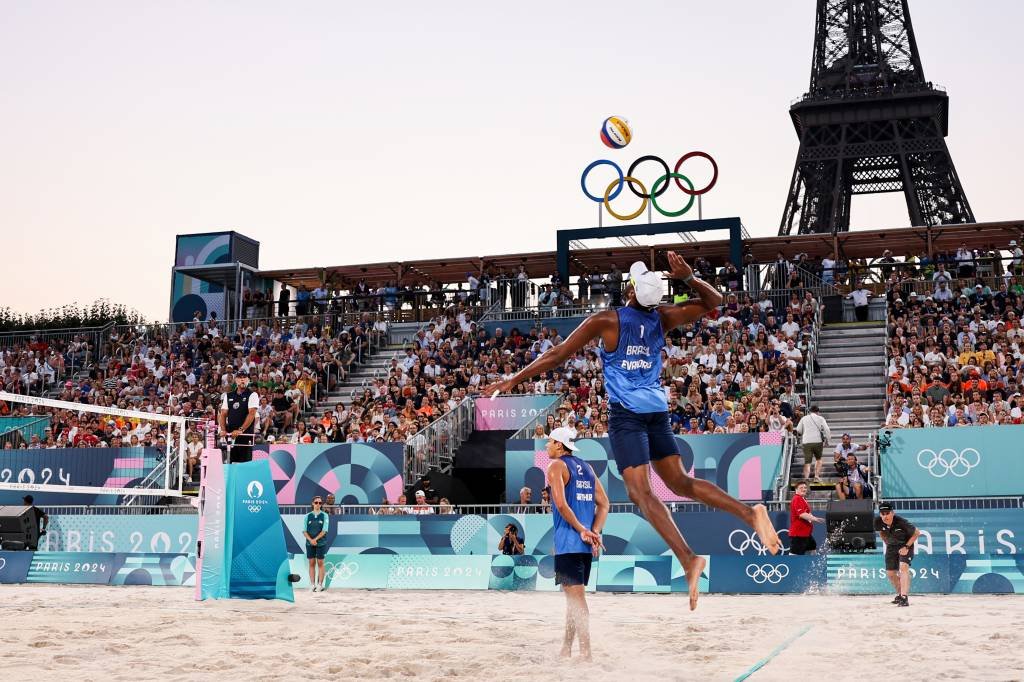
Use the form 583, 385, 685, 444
22, 495, 48, 550
874, 502, 920, 607
219, 369, 259, 463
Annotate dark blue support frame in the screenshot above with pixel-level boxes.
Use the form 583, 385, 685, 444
556, 216, 744, 283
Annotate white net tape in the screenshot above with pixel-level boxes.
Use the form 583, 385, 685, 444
0, 391, 187, 499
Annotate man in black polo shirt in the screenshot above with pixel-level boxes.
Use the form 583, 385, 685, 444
874, 502, 920, 607
218, 368, 259, 463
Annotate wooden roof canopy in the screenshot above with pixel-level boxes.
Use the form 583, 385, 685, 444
258, 220, 1024, 290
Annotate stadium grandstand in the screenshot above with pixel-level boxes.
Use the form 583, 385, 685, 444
2, 220, 1021, 505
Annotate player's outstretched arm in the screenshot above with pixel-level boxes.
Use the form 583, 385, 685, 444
657, 252, 723, 330
486, 311, 615, 397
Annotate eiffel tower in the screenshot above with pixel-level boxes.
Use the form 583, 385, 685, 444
778, 0, 975, 235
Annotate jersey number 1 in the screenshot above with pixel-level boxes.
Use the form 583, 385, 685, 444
639, 324, 645, 339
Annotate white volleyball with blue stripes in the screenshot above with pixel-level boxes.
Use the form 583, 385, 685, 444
600, 115, 632, 149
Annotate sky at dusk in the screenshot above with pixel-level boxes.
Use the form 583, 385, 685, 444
2, 1, 1022, 320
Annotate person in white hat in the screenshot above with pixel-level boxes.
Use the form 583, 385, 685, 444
545, 426, 608, 661
487, 251, 780, 610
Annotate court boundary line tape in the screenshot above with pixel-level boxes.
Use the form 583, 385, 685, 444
733, 624, 812, 682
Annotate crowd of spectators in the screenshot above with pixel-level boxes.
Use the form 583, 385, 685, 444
884, 243, 1024, 428
0, 313, 388, 460
1, 334, 94, 396
3, 266, 823, 464
472, 289, 817, 437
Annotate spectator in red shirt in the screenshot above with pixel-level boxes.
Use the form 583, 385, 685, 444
789, 481, 824, 555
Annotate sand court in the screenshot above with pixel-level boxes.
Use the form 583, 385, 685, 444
2, 586, 1020, 681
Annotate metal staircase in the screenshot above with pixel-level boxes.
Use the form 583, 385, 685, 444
788, 321, 887, 498
302, 343, 403, 417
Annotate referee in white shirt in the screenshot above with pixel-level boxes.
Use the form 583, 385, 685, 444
846, 283, 872, 322
219, 368, 260, 462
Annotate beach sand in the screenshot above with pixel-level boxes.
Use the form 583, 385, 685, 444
1, 586, 1020, 681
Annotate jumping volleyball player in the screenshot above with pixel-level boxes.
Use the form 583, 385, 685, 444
489, 252, 780, 609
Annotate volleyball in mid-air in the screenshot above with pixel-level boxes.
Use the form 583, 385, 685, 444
600, 116, 632, 149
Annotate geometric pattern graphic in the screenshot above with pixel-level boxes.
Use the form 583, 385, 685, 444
0, 552, 195, 586
506, 432, 784, 504
222, 460, 294, 601
253, 442, 404, 506
596, 555, 709, 594
39, 507, 1024, 568
171, 233, 230, 322
0, 446, 164, 506
6, 549, 1024, 594
109, 553, 196, 586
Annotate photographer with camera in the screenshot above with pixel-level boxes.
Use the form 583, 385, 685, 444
833, 433, 868, 498
498, 523, 524, 555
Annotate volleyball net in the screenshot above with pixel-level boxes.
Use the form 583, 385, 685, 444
0, 391, 187, 501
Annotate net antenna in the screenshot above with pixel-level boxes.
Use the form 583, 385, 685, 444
0, 390, 187, 501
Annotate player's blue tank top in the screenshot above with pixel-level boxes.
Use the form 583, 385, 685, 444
600, 305, 666, 413
553, 454, 597, 555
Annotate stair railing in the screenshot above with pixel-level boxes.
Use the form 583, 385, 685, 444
403, 395, 475, 484
775, 432, 796, 501
802, 302, 824, 409
869, 431, 883, 501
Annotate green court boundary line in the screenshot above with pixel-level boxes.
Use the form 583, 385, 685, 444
734, 624, 813, 681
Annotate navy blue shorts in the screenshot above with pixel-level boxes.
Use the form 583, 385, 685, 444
306, 543, 327, 560
608, 402, 678, 471
555, 553, 593, 587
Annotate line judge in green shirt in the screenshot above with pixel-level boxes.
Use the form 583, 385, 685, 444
304, 496, 330, 592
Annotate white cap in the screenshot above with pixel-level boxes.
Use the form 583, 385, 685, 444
548, 426, 579, 452
628, 262, 663, 307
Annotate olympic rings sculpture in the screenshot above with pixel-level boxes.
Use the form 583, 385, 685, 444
580, 151, 718, 220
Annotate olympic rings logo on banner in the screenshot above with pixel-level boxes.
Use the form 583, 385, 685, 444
916, 448, 981, 478
728, 528, 789, 556
580, 151, 718, 220
745, 563, 790, 584
325, 561, 359, 581
247, 504, 262, 513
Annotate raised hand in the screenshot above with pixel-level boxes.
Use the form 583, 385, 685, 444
666, 252, 693, 280
486, 379, 514, 400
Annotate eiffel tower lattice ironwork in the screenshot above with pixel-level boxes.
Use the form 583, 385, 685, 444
778, 0, 975, 235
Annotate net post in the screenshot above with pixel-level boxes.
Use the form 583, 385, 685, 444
177, 416, 187, 494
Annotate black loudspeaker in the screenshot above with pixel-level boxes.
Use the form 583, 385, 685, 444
822, 295, 844, 324
0, 505, 38, 550
826, 499, 877, 552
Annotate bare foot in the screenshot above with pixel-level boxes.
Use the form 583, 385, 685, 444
579, 650, 592, 662
683, 555, 706, 611
560, 646, 571, 659
751, 504, 781, 555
